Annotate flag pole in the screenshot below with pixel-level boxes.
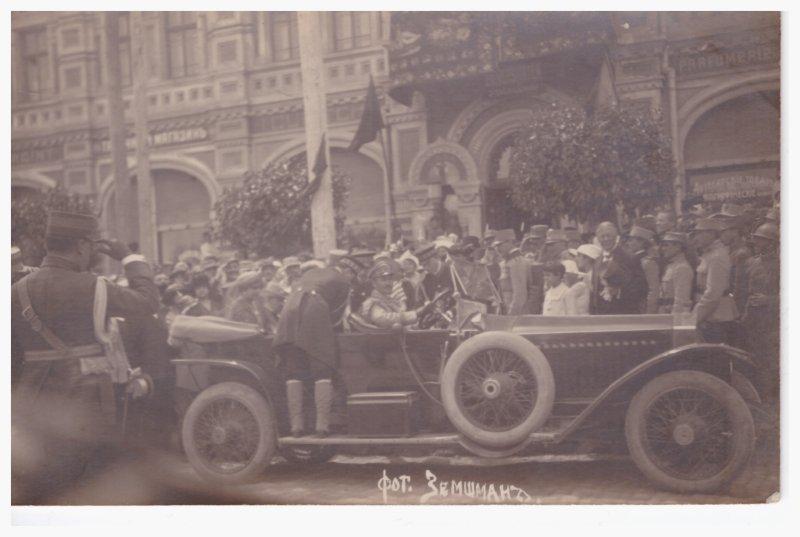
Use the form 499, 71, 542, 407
377, 125, 395, 247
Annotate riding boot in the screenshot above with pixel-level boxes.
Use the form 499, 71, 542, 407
286, 380, 304, 437
314, 379, 333, 437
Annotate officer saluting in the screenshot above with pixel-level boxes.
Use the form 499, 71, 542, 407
11, 211, 159, 477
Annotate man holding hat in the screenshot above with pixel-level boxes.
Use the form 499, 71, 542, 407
743, 222, 780, 403
657, 232, 694, 315
11, 210, 160, 474
690, 218, 737, 344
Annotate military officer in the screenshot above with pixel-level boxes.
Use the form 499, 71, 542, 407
360, 259, 434, 328
495, 229, 537, 315
11, 211, 159, 485
274, 263, 353, 437
743, 222, 780, 404
657, 232, 694, 315
690, 218, 737, 344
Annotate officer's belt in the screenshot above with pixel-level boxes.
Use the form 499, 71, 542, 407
24, 343, 104, 362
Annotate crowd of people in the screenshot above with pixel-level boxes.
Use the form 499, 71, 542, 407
10, 199, 781, 446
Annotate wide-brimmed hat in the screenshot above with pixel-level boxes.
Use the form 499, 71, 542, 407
45, 210, 99, 240
575, 244, 602, 260
398, 250, 420, 269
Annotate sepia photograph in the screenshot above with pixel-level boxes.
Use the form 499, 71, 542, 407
5, 3, 790, 521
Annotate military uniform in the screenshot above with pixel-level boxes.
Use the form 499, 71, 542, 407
694, 238, 737, 343
743, 234, 779, 402
11, 212, 159, 478
361, 289, 418, 328
499, 249, 535, 315
659, 252, 694, 315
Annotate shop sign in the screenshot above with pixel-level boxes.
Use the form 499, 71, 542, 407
95, 127, 208, 153
692, 174, 776, 201
673, 42, 779, 76
11, 145, 64, 165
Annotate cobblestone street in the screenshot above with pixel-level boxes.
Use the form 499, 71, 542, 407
40, 429, 778, 506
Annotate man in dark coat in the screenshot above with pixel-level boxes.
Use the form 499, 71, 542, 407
273, 262, 353, 436
593, 221, 648, 314
11, 211, 159, 495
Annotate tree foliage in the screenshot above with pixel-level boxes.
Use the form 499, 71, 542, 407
508, 105, 675, 226
11, 187, 97, 264
213, 154, 350, 257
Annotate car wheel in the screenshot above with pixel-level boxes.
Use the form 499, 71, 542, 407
625, 370, 755, 494
441, 331, 555, 449
281, 446, 336, 464
182, 382, 277, 485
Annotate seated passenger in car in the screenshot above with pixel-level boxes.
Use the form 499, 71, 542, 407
542, 262, 569, 316
361, 259, 433, 329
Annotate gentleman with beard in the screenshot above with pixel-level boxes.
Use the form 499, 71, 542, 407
593, 221, 648, 314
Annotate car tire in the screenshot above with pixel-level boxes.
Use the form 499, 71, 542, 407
182, 382, 277, 485
625, 370, 755, 494
441, 331, 555, 449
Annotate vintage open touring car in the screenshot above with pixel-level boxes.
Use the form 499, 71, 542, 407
169, 306, 762, 494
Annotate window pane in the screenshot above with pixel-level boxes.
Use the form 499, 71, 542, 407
354, 12, 371, 47
335, 12, 353, 50
184, 30, 198, 74
169, 33, 185, 77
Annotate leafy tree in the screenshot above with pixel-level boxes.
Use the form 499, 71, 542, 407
11, 187, 97, 265
508, 105, 675, 227
214, 154, 350, 257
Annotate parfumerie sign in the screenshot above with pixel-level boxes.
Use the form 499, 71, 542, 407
693, 174, 776, 201
95, 127, 209, 153
673, 42, 778, 76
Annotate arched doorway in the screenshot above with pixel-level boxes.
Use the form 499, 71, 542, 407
104, 169, 212, 263
684, 90, 779, 206
330, 147, 385, 225
483, 132, 530, 233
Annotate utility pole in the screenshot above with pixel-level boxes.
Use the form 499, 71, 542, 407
103, 12, 134, 243
130, 12, 156, 261
298, 12, 336, 256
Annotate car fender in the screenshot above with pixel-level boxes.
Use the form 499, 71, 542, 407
171, 357, 278, 407
555, 343, 758, 442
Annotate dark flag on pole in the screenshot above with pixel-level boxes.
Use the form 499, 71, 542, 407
348, 75, 384, 152
312, 134, 327, 182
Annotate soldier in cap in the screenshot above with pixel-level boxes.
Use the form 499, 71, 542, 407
274, 261, 354, 437
11, 210, 160, 481
743, 222, 780, 403
360, 259, 435, 328
657, 232, 694, 315
520, 225, 548, 262
625, 225, 660, 314
690, 218, 738, 344
713, 211, 753, 317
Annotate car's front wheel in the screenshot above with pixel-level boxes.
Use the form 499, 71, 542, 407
182, 382, 277, 485
625, 370, 755, 493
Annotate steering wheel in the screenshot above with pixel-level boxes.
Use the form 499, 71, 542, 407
417, 290, 454, 329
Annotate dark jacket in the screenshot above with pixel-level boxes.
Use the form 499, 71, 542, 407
273, 267, 350, 370
593, 244, 648, 315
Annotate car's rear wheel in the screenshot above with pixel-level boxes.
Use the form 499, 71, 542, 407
183, 382, 277, 485
625, 370, 755, 493
441, 331, 555, 449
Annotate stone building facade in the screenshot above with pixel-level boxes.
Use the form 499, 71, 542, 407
11, 12, 780, 258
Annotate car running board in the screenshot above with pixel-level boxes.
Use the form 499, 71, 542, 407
278, 431, 560, 447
